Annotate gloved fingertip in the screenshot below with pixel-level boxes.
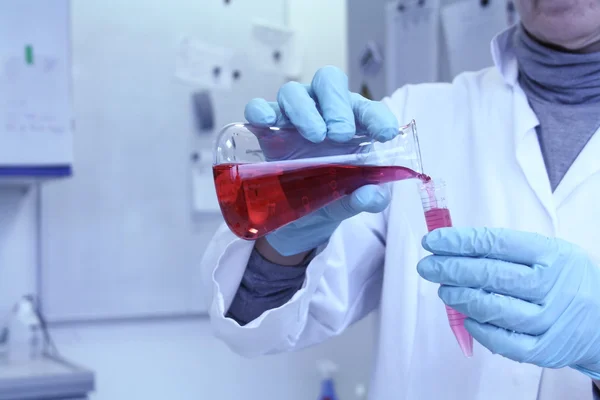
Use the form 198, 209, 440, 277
352, 186, 376, 207
312, 65, 346, 87
296, 115, 327, 143
421, 233, 433, 252
421, 229, 445, 252
437, 285, 451, 303
373, 127, 400, 142
245, 99, 277, 126
416, 256, 438, 282
326, 121, 356, 142
352, 185, 390, 213
373, 186, 391, 207
463, 318, 481, 335
303, 128, 327, 143
416, 257, 429, 278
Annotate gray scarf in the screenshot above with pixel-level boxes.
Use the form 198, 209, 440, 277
513, 24, 600, 105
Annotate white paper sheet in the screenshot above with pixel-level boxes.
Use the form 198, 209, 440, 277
0, 54, 67, 136
441, 0, 509, 78
251, 20, 301, 78
385, 0, 441, 94
0, 0, 73, 167
175, 36, 234, 90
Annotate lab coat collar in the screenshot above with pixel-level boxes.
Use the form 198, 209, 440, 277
490, 25, 540, 153
491, 25, 558, 229
492, 24, 600, 222
553, 125, 600, 206
490, 25, 520, 88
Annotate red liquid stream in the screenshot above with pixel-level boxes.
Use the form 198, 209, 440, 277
424, 207, 474, 358
214, 162, 430, 240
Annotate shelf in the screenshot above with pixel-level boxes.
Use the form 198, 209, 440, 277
0, 165, 72, 188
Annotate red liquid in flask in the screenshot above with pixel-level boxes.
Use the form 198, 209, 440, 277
214, 162, 430, 240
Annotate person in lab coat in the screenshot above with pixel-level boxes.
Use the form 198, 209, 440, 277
200, 1, 600, 399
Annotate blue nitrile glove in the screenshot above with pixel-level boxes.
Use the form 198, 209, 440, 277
417, 227, 600, 379
245, 65, 400, 256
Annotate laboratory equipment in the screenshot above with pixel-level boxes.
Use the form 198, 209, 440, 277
0, 326, 8, 361
213, 120, 427, 240
419, 180, 473, 358
317, 360, 339, 400
6, 296, 43, 362
355, 384, 367, 400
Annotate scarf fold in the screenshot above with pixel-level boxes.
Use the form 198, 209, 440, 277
513, 24, 600, 105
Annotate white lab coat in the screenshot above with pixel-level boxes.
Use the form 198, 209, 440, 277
200, 26, 599, 399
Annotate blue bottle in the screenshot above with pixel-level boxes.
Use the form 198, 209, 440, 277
317, 360, 339, 400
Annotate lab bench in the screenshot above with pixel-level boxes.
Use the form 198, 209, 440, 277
0, 355, 95, 400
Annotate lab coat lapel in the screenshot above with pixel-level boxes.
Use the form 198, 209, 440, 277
553, 126, 600, 208
512, 85, 558, 232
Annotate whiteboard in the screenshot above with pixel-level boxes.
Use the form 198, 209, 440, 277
39, 0, 286, 322
0, 0, 73, 169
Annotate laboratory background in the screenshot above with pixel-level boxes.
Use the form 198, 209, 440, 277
0, 0, 516, 399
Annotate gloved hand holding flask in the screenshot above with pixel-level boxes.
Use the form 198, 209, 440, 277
224, 66, 411, 256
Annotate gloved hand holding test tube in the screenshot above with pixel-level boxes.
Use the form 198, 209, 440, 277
419, 180, 474, 358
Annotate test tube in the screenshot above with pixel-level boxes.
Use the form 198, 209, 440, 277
419, 180, 474, 358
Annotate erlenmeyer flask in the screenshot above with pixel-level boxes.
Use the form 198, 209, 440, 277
212, 120, 426, 240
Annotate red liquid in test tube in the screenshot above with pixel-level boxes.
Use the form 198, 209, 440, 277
420, 180, 474, 358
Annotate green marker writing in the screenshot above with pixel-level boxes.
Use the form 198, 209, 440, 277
25, 45, 34, 65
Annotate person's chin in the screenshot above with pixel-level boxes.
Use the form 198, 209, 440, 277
537, 0, 577, 15
529, 19, 600, 53
534, 0, 596, 16
558, 36, 600, 53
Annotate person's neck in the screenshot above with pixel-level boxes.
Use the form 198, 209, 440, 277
575, 41, 600, 54
513, 24, 600, 105
536, 37, 600, 54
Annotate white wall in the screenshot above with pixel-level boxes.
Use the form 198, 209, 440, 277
0, 2, 376, 400
50, 315, 375, 400
288, 0, 348, 80
0, 189, 375, 400
0, 187, 37, 319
